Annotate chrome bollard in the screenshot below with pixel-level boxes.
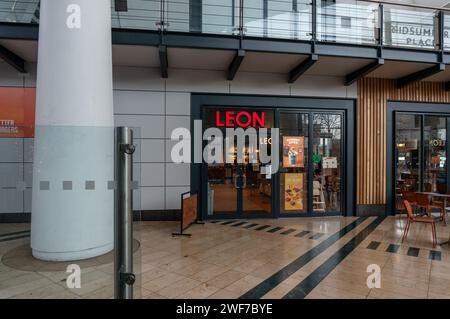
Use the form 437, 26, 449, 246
115, 127, 136, 299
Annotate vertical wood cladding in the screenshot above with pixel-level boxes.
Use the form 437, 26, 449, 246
357, 78, 450, 205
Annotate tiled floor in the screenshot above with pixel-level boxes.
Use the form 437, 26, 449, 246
0, 215, 449, 299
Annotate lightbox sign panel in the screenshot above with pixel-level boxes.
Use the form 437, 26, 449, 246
215, 111, 266, 128
0, 88, 36, 138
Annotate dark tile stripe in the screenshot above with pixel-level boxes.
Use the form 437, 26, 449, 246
386, 244, 400, 253
283, 216, 386, 299
221, 220, 236, 225
429, 250, 442, 261
231, 221, 247, 227
280, 229, 296, 235
0, 230, 30, 238
209, 220, 221, 224
367, 241, 381, 250
0, 234, 30, 243
243, 223, 259, 229
309, 233, 324, 240
254, 225, 271, 231
295, 230, 311, 238
267, 227, 283, 233
239, 217, 368, 299
407, 247, 420, 257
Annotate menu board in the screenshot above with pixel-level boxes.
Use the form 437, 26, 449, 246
282, 136, 305, 168
0, 88, 36, 138
284, 173, 304, 211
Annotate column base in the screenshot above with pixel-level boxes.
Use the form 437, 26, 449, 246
32, 242, 113, 262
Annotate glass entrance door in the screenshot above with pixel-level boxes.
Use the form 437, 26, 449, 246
395, 113, 449, 213
205, 108, 274, 218
279, 110, 344, 216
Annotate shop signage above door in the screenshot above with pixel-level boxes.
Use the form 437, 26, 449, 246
215, 111, 265, 128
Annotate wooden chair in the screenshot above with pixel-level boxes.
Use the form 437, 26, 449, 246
402, 200, 437, 248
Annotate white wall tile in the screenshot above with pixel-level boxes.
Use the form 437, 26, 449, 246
114, 90, 165, 115
166, 92, 191, 115
166, 163, 190, 186
140, 163, 165, 186
166, 69, 229, 93
115, 115, 165, 138
230, 72, 290, 95
0, 139, 23, 162
140, 187, 165, 210
113, 66, 165, 91
166, 116, 190, 138
165, 186, 190, 209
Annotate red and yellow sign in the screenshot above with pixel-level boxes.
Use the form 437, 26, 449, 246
282, 136, 305, 168
0, 88, 36, 138
284, 173, 304, 211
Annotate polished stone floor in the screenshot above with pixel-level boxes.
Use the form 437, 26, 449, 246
0, 215, 449, 299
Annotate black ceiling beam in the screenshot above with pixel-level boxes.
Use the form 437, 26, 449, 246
397, 63, 446, 88
227, 49, 245, 81
114, 0, 128, 12
0, 44, 26, 73
344, 58, 384, 86
159, 45, 168, 78
288, 54, 318, 84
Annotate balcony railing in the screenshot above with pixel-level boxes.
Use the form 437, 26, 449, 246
2, 0, 450, 52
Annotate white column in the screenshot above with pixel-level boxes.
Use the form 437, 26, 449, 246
31, 0, 114, 261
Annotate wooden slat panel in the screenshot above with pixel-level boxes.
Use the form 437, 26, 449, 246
357, 78, 450, 205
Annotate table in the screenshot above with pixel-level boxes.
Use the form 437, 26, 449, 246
415, 192, 450, 246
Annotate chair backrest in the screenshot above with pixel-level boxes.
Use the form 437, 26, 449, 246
415, 193, 430, 206
401, 191, 416, 203
403, 200, 414, 220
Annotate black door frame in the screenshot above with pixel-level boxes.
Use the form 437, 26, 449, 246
191, 94, 356, 220
386, 101, 450, 215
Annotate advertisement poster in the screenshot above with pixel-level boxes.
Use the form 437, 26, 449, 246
0, 88, 36, 138
282, 136, 305, 168
284, 173, 303, 211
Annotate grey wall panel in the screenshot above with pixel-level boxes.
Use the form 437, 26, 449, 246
0, 62, 25, 86
166, 186, 190, 209
166, 92, 191, 115
0, 163, 24, 187
166, 69, 229, 93
139, 139, 165, 163
113, 67, 165, 91
0, 189, 24, 213
115, 115, 165, 138
166, 163, 190, 186
24, 138, 34, 163
24, 188, 32, 212
140, 163, 165, 187
166, 116, 191, 138
0, 139, 23, 162
140, 186, 165, 210
114, 90, 165, 115
24, 163, 33, 188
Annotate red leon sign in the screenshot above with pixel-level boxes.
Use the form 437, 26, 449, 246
215, 111, 265, 128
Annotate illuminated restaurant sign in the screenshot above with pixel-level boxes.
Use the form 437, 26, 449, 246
215, 111, 265, 128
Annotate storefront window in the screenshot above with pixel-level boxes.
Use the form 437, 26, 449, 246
424, 116, 447, 193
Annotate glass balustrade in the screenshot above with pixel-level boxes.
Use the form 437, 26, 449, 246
3, 0, 450, 52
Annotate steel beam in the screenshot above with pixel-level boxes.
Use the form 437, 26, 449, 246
288, 54, 318, 84
345, 58, 384, 86
397, 63, 445, 88
227, 49, 245, 81
0, 44, 26, 73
